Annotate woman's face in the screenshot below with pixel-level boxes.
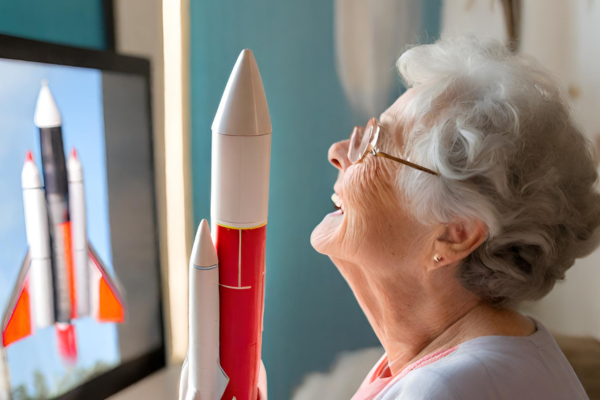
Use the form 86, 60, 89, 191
311, 89, 434, 275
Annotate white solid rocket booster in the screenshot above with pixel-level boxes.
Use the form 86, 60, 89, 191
21, 151, 54, 329
68, 149, 90, 317
179, 220, 229, 400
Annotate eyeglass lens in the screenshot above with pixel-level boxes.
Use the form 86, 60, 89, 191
348, 126, 364, 163
348, 118, 379, 164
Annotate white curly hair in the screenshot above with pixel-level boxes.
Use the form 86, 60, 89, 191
395, 35, 600, 308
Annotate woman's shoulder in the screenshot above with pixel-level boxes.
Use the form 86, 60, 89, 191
379, 321, 588, 400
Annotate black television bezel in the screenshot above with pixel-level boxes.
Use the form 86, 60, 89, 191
103, 0, 116, 51
0, 33, 166, 400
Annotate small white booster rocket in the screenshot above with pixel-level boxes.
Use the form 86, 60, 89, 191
68, 149, 91, 317
21, 151, 54, 329
179, 220, 229, 400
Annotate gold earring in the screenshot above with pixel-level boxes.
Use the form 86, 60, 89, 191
434, 254, 442, 262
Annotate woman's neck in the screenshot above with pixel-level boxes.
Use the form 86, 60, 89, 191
344, 260, 535, 375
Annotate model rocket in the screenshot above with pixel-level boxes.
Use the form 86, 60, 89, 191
1, 82, 126, 363
212, 49, 271, 400
180, 49, 271, 400
179, 220, 229, 400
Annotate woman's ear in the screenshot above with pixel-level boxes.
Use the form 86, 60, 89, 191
430, 220, 487, 269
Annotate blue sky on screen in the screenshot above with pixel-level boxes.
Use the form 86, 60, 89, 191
0, 59, 120, 395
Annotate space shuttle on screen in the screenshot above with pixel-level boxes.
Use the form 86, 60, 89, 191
1, 82, 126, 364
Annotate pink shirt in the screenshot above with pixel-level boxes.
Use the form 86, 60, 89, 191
351, 347, 459, 400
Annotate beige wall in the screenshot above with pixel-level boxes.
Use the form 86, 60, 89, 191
442, 0, 600, 338
113, 0, 192, 363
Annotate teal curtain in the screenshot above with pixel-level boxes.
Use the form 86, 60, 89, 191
0, 0, 107, 49
189, 1, 441, 397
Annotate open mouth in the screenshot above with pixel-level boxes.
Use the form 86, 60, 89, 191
331, 193, 345, 214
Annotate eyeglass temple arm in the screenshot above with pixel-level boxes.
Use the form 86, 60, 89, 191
375, 151, 439, 176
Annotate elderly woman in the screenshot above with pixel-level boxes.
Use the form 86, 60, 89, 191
311, 36, 600, 400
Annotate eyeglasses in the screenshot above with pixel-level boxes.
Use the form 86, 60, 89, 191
348, 118, 439, 176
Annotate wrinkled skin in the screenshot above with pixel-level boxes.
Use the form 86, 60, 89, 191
311, 89, 535, 374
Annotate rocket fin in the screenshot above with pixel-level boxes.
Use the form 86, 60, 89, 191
178, 353, 189, 400
216, 362, 230, 399
88, 244, 126, 323
178, 354, 229, 400
2, 251, 33, 347
184, 388, 198, 400
257, 360, 267, 400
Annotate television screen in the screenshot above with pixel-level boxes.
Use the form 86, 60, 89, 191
0, 36, 164, 400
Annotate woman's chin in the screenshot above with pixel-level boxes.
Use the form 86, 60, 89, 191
310, 209, 344, 255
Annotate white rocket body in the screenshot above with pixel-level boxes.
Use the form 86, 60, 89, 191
68, 151, 90, 317
211, 135, 271, 229
179, 220, 229, 400
21, 154, 54, 329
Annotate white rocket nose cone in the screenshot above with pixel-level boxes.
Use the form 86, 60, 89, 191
212, 49, 272, 136
21, 151, 42, 189
34, 81, 62, 128
190, 219, 218, 268
67, 148, 84, 183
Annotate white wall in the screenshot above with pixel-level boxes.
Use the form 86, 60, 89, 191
442, 0, 600, 337
442, 0, 505, 42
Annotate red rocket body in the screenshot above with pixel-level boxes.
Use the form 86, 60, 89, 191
216, 224, 267, 400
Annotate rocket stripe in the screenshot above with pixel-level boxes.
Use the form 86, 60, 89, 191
58, 222, 78, 320
193, 264, 218, 270
219, 285, 251, 290
214, 221, 267, 230
238, 228, 242, 287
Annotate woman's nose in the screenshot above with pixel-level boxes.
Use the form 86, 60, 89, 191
328, 139, 352, 171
